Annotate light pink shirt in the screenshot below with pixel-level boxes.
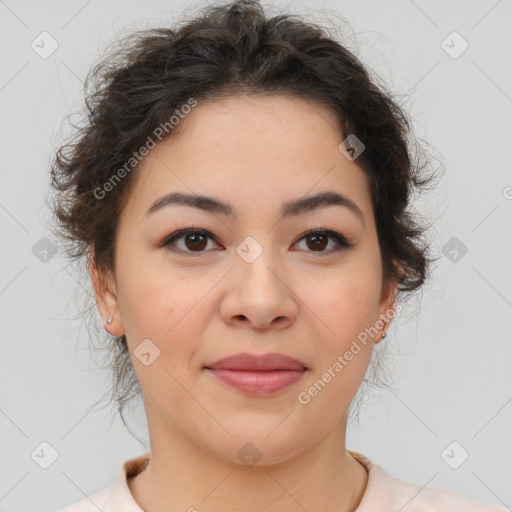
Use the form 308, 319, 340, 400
54, 450, 508, 511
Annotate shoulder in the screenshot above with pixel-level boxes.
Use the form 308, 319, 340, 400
385, 473, 508, 512
349, 450, 509, 512
50, 453, 149, 512
52, 487, 113, 512
51, 482, 143, 512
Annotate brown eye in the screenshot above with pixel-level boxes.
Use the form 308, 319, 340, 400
182, 232, 208, 251
305, 232, 329, 251
160, 229, 219, 253
294, 229, 353, 255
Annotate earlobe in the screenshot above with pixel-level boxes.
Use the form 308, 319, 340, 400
88, 253, 126, 336
375, 269, 400, 343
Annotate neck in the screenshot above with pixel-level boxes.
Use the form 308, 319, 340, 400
129, 400, 368, 512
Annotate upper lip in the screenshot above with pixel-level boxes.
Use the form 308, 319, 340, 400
205, 352, 307, 371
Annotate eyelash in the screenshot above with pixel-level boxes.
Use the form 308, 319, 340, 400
159, 228, 354, 256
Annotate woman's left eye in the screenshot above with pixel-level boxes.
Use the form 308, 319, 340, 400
294, 229, 354, 254
159, 228, 353, 255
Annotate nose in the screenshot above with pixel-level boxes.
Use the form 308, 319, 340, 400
219, 250, 298, 331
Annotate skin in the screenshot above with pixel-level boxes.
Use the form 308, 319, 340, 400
90, 94, 398, 512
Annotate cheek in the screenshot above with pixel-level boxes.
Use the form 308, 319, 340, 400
295, 258, 382, 397
303, 260, 382, 340
298, 274, 379, 415
117, 262, 214, 367
116, 257, 181, 340
117, 266, 198, 401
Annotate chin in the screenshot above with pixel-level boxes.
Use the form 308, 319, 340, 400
196, 421, 315, 467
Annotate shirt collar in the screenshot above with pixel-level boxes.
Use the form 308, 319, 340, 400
99, 449, 388, 511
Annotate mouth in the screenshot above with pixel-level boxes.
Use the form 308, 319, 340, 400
204, 368, 307, 395
203, 352, 308, 396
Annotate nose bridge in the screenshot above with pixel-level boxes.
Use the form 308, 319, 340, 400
234, 233, 283, 294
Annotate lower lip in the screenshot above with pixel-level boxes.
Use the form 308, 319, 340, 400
205, 368, 306, 395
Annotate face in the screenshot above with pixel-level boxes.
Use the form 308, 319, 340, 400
90, 94, 397, 465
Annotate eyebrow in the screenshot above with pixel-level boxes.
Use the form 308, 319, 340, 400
145, 190, 366, 226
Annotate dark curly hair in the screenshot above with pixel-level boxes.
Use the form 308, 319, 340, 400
47, 0, 443, 435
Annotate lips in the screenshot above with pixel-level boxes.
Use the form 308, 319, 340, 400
204, 352, 307, 395
204, 352, 307, 371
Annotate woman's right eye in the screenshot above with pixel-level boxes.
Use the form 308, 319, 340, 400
160, 229, 221, 254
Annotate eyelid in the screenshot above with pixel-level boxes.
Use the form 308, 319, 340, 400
158, 228, 220, 252
292, 228, 354, 256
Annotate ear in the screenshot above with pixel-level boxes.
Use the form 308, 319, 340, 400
375, 259, 401, 343
88, 252, 126, 336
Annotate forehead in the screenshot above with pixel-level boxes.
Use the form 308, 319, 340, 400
167, 94, 342, 159
121, 94, 373, 222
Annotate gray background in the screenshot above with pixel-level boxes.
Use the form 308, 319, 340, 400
0, 0, 511, 511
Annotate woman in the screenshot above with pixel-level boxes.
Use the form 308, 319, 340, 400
48, 1, 507, 510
